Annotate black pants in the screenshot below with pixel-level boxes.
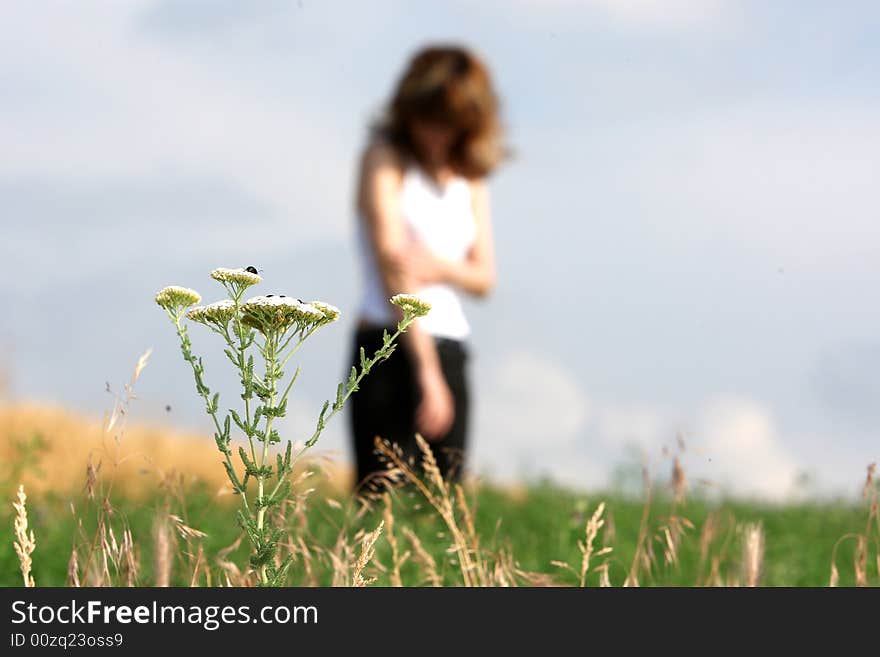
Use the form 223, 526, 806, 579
348, 326, 470, 491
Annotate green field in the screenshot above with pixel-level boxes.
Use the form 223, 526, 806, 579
2, 479, 873, 587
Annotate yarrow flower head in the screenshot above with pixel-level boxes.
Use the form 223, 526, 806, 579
390, 293, 431, 318
187, 299, 236, 326
210, 267, 262, 290
296, 302, 325, 325
155, 286, 202, 316
241, 295, 326, 334
186, 305, 206, 323
310, 301, 341, 324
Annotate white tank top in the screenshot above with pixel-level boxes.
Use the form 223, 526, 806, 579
356, 164, 477, 340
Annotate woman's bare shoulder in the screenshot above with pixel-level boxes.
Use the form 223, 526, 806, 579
467, 177, 489, 199
357, 138, 406, 216
360, 137, 405, 175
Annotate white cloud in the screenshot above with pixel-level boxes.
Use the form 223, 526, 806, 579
471, 357, 803, 498
479, 350, 590, 442
693, 396, 800, 498
472, 350, 592, 481
596, 404, 668, 448
589, 395, 803, 499
463, 346, 814, 499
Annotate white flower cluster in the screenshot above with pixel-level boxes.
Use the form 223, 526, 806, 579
155, 286, 202, 313
210, 267, 262, 287
310, 301, 341, 323
241, 295, 339, 334
186, 299, 237, 325
390, 293, 431, 317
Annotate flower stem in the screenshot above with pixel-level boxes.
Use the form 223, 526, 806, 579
267, 314, 415, 503
172, 314, 249, 516
231, 293, 258, 463
255, 330, 279, 586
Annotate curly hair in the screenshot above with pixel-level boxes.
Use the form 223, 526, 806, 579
376, 45, 506, 179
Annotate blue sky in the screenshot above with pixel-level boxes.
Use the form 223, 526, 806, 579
1, 1, 878, 498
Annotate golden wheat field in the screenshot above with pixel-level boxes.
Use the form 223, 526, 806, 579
0, 401, 349, 499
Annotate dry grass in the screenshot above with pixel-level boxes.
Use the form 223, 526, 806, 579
370, 434, 577, 587
830, 462, 878, 587
12, 484, 36, 587
741, 523, 765, 587
1, 401, 229, 498
0, 401, 351, 501
352, 521, 383, 587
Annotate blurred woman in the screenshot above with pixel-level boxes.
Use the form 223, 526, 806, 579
349, 45, 504, 492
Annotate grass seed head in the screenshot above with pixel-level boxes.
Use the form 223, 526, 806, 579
13, 484, 36, 587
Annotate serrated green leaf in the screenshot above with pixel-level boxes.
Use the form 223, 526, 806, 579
229, 408, 247, 433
